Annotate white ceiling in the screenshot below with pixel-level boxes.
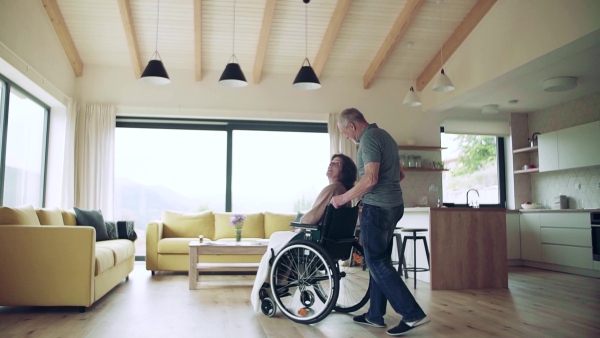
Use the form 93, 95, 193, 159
51, 0, 600, 119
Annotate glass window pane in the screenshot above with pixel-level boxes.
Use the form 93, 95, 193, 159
441, 133, 499, 205
231, 130, 330, 213
2, 88, 46, 207
114, 128, 227, 256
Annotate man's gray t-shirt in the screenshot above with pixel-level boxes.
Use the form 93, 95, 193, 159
357, 123, 403, 207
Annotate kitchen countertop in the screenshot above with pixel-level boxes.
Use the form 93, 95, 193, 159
519, 208, 600, 213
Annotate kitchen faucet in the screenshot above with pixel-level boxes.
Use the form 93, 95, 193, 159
466, 189, 480, 208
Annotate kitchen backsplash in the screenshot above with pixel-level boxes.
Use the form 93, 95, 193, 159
529, 91, 600, 209
401, 171, 442, 207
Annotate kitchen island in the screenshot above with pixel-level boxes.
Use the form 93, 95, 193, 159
399, 207, 507, 290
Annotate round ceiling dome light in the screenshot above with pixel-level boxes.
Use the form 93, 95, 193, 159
482, 104, 500, 114
542, 77, 577, 92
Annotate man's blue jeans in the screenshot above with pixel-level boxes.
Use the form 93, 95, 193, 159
360, 203, 426, 324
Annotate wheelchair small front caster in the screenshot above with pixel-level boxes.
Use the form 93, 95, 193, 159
261, 297, 276, 317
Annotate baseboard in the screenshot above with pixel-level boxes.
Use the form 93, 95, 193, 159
522, 260, 600, 278
508, 259, 523, 266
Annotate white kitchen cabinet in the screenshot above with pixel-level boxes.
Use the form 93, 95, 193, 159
538, 121, 600, 172
557, 121, 600, 170
520, 213, 541, 261
506, 213, 521, 259
539, 213, 593, 269
538, 132, 558, 172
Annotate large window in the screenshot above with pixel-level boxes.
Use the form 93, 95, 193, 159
114, 118, 328, 256
0, 75, 49, 207
441, 132, 505, 207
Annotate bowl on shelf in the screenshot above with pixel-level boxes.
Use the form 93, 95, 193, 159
521, 203, 543, 210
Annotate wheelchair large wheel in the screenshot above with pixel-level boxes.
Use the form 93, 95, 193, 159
270, 239, 339, 324
333, 241, 370, 313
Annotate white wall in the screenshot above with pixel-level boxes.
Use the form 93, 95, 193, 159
75, 65, 442, 146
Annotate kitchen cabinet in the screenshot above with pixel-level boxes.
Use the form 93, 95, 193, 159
397, 146, 447, 172
538, 121, 600, 172
538, 132, 558, 172
557, 121, 600, 170
520, 213, 541, 261
539, 213, 593, 269
506, 213, 521, 259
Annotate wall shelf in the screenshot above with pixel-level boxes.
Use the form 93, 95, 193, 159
398, 145, 446, 151
513, 146, 538, 154
514, 168, 539, 174
405, 168, 448, 172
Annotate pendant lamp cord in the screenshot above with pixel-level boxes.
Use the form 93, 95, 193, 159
438, 1, 444, 67
305, 0, 308, 59
233, 0, 236, 56
155, 0, 160, 54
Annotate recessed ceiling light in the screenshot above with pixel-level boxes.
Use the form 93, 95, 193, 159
542, 77, 577, 92
508, 99, 518, 104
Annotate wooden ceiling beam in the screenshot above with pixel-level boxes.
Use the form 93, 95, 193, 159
194, 0, 202, 81
416, 0, 497, 92
253, 0, 277, 84
117, 0, 143, 79
41, 0, 83, 77
362, 0, 426, 89
313, 0, 352, 77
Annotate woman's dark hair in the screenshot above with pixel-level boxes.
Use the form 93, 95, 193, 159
332, 153, 357, 190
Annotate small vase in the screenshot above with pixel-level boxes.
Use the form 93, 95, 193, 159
235, 228, 242, 244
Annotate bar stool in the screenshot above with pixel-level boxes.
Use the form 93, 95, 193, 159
393, 227, 409, 279
399, 228, 430, 288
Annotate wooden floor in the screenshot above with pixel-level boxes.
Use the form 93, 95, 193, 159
1, 263, 599, 337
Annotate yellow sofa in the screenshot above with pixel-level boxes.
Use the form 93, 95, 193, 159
0, 206, 135, 312
146, 210, 296, 273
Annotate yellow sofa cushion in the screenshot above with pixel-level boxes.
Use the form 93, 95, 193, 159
264, 212, 296, 238
0, 205, 41, 226
214, 212, 264, 240
95, 247, 115, 275
97, 240, 135, 266
61, 210, 77, 226
162, 210, 215, 239
36, 208, 65, 226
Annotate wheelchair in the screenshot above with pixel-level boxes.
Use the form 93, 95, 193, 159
259, 204, 370, 324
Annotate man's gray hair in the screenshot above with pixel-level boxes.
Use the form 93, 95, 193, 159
338, 108, 366, 128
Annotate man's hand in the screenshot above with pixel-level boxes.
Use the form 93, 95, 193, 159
330, 195, 346, 209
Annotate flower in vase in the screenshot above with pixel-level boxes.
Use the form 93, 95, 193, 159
230, 214, 246, 230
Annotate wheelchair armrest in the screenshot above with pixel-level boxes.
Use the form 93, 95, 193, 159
289, 221, 320, 231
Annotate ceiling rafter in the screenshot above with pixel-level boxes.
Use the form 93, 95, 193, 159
253, 0, 277, 84
416, 0, 497, 91
117, 0, 143, 79
362, 0, 426, 89
313, 0, 352, 77
41, 0, 83, 77
194, 0, 202, 81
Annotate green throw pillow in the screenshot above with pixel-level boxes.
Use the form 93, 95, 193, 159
74, 207, 110, 241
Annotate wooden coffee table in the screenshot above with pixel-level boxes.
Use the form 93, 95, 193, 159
188, 241, 268, 290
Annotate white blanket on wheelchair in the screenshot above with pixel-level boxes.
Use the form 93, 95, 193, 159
250, 231, 299, 312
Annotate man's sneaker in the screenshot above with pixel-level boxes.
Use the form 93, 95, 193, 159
386, 316, 430, 336
353, 313, 386, 328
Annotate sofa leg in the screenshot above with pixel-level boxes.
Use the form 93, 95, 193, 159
79, 306, 86, 313
151, 271, 155, 276
126, 276, 129, 281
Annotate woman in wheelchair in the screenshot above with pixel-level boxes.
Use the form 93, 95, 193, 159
251, 154, 370, 324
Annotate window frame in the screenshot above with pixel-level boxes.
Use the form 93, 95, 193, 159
115, 116, 327, 212
0, 73, 50, 207
440, 126, 507, 209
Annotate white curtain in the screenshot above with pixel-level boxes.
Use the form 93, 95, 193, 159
328, 112, 357, 161
60, 98, 78, 209
75, 104, 116, 219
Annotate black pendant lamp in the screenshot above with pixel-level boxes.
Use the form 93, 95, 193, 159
141, 0, 170, 85
219, 0, 247, 87
293, 0, 321, 90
